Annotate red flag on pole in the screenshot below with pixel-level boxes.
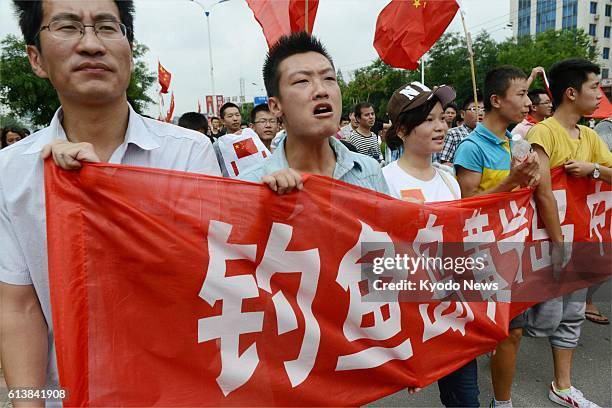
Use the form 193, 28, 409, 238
374, 0, 459, 70
246, 0, 320, 48
165, 92, 175, 122
158, 61, 172, 94
198, 99, 202, 114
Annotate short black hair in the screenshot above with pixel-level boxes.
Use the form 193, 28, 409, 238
528, 89, 549, 105
12, 0, 135, 48
340, 115, 349, 122
250, 103, 271, 124
263, 31, 334, 98
1, 126, 27, 148
461, 93, 483, 111
210, 116, 220, 122
548, 58, 601, 108
483, 66, 527, 111
386, 96, 440, 150
178, 112, 208, 134
443, 102, 457, 112
220, 102, 240, 119
354, 102, 374, 119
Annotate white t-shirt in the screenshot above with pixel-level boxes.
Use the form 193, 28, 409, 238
382, 161, 460, 202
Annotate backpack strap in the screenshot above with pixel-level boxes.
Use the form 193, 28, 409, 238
435, 167, 460, 200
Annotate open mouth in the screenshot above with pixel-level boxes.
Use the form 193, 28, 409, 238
313, 103, 333, 116
432, 135, 445, 142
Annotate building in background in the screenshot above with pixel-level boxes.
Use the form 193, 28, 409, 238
510, 0, 611, 96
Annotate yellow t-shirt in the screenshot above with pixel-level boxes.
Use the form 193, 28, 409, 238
526, 117, 612, 169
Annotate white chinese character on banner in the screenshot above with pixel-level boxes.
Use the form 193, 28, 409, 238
197, 221, 263, 396
419, 301, 474, 342
335, 221, 413, 371
463, 209, 496, 250
498, 200, 529, 283
529, 190, 574, 271
413, 214, 448, 299
256, 222, 321, 387
586, 182, 611, 255
463, 209, 501, 319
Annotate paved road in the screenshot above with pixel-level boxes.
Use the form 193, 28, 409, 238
370, 301, 612, 407
1, 302, 610, 407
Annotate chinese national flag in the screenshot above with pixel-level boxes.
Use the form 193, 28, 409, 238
158, 61, 172, 94
246, 0, 320, 48
374, 0, 459, 70
165, 92, 175, 123
233, 137, 258, 159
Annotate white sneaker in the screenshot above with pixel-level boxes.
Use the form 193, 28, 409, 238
548, 382, 601, 408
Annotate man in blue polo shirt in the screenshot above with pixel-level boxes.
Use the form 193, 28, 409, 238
454, 66, 540, 408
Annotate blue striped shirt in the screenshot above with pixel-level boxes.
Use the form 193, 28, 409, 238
239, 136, 389, 194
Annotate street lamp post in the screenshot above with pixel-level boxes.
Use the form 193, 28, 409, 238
190, 0, 230, 116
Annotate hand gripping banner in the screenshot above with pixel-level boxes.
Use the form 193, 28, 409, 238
44, 162, 611, 406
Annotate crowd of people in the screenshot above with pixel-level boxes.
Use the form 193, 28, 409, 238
1, 1, 611, 408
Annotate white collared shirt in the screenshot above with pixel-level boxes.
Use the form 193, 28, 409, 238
0, 105, 221, 389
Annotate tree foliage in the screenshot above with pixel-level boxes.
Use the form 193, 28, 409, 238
339, 29, 598, 118
0, 35, 156, 127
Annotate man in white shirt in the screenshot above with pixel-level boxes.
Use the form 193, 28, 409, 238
1, 1, 220, 405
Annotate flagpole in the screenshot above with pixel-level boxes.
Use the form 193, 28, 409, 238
459, 5, 479, 109
158, 91, 164, 121
305, 0, 309, 33
421, 57, 425, 84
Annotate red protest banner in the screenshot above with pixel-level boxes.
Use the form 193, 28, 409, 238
45, 163, 610, 406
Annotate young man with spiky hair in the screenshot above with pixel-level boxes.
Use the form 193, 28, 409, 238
240, 32, 388, 195
0, 1, 220, 403
526, 58, 611, 408
219, 102, 242, 135
454, 65, 540, 408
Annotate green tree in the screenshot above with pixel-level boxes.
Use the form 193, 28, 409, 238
341, 58, 418, 120
497, 29, 597, 88
0, 114, 27, 130
0, 35, 156, 127
426, 32, 499, 108
240, 102, 254, 124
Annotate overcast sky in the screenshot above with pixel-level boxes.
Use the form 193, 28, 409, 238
0, 0, 512, 119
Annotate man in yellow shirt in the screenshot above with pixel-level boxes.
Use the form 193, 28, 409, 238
527, 58, 612, 408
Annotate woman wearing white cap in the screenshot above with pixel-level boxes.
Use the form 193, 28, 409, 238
383, 82, 480, 408
382, 82, 460, 204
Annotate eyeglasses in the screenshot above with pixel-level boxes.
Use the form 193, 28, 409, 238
37, 19, 127, 41
466, 107, 485, 113
254, 119, 278, 126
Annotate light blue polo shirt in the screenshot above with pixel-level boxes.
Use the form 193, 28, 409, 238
239, 135, 389, 194
453, 123, 514, 193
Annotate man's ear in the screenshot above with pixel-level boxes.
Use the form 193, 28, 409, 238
268, 97, 282, 119
489, 94, 502, 110
565, 87, 577, 103
26, 45, 49, 79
